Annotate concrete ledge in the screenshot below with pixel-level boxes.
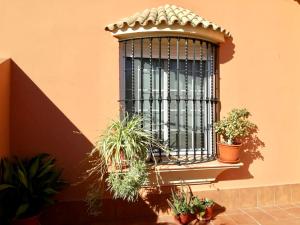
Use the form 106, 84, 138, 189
148, 160, 243, 186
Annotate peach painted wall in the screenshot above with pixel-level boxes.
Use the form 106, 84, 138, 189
0, 59, 10, 157
0, 0, 300, 201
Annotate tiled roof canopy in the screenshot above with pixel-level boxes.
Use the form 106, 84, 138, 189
105, 4, 230, 37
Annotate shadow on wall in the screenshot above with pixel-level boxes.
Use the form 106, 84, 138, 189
9, 61, 159, 224
216, 36, 265, 181
216, 127, 265, 181
9, 61, 94, 198
9, 61, 97, 223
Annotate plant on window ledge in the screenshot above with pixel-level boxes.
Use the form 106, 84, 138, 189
214, 108, 257, 163
86, 114, 168, 215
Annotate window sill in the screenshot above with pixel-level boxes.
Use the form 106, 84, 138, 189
147, 160, 243, 186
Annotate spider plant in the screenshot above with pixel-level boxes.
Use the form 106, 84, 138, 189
106, 160, 148, 202
86, 114, 168, 214
91, 114, 166, 171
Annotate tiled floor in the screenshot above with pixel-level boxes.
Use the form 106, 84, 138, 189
94, 203, 300, 225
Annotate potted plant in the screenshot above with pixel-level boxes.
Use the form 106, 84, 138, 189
0, 154, 66, 225
86, 114, 167, 214
215, 108, 256, 163
167, 185, 201, 225
201, 198, 215, 221
190, 196, 214, 221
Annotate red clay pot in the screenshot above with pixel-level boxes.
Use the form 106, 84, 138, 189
203, 206, 214, 221
178, 213, 195, 225
217, 142, 241, 163
12, 216, 40, 225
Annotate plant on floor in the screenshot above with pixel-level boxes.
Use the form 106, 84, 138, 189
167, 187, 193, 215
214, 108, 257, 163
0, 154, 66, 225
190, 196, 206, 218
192, 197, 215, 221
167, 184, 215, 224
86, 114, 168, 215
167, 184, 207, 225
0, 157, 16, 224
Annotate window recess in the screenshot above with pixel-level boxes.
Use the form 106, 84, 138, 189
120, 37, 218, 165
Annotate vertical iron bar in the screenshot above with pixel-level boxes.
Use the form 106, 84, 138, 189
200, 40, 204, 161
149, 38, 153, 161
206, 42, 210, 159
215, 45, 220, 159
167, 38, 171, 149
185, 38, 188, 160
210, 44, 214, 159
192, 39, 196, 161
158, 38, 162, 159
131, 40, 135, 114
213, 44, 217, 158
123, 41, 127, 116
140, 38, 144, 128
149, 38, 153, 136
176, 38, 180, 161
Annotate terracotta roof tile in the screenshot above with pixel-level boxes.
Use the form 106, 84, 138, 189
105, 4, 230, 37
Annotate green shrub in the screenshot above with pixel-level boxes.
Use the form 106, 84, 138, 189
215, 108, 256, 144
0, 154, 66, 222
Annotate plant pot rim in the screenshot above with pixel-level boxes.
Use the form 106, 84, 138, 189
217, 142, 242, 147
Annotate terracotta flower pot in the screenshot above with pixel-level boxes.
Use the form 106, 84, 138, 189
217, 142, 241, 163
12, 216, 40, 225
178, 213, 195, 225
203, 206, 214, 221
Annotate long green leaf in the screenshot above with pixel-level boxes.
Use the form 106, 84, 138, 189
43, 188, 58, 195
17, 168, 28, 188
29, 156, 40, 178
15, 203, 29, 218
0, 184, 15, 191
38, 164, 55, 178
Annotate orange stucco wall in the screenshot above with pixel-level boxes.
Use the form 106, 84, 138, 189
1, 0, 300, 202
0, 59, 10, 157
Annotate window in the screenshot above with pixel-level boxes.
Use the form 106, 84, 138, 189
120, 37, 218, 164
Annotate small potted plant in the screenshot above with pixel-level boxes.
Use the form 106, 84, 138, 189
86, 114, 168, 214
201, 198, 215, 221
190, 197, 214, 221
215, 108, 256, 163
167, 186, 198, 225
0, 154, 66, 225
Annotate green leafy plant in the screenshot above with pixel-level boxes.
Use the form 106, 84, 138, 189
215, 108, 256, 145
90, 114, 166, 171
0, 154, 66, 222
190, 197, 206, 217
167, 185, 196, 215
202, 198, 214, 208
106, 160, 148, 202
86, 114, 168, 215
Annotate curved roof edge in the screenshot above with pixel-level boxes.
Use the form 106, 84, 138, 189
104, 4, 231, 38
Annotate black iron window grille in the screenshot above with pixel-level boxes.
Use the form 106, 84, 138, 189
120, 37, 218, 164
